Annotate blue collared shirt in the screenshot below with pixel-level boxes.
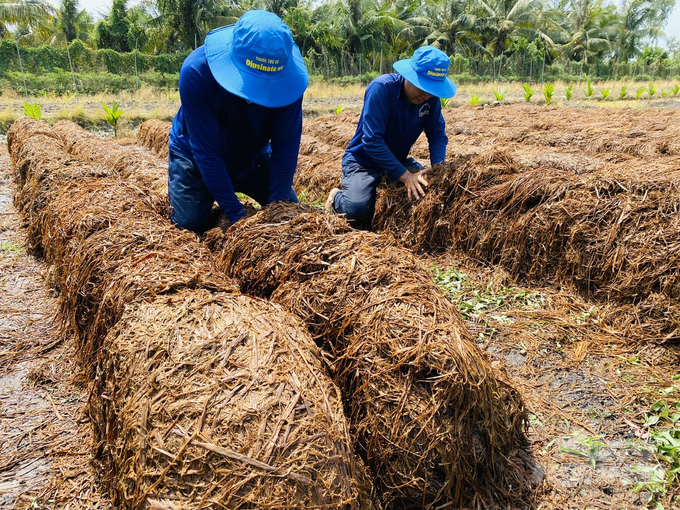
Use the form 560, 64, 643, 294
343, 73, 448, 182
169, 46, 303, 223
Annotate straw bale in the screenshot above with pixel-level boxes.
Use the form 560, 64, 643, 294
293, 155, 341, 204
89, 288, 373, 509
38, 178, 170, 270
373, 151, 680, 340
136, 119, 171, 158
212, 203, 533, 509
58, 217, 236, 369
53, 120, 168, 193
303, 117, 357, 150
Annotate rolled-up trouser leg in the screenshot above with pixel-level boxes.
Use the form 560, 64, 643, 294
168, 147, 215, 234
332, 160, 382, 231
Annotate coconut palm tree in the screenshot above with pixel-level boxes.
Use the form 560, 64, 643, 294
0, 0, 52, 39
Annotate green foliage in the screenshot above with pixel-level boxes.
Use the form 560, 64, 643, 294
673, 85, 680, 96
543, 82, 555, 104
632, 400, 680, 506
648, 81, 657, 98
522, 83, 534, 102
22, 101, 41, 119
469, 94, 482, 106
334, 104, 345, 115
0, 39, 187, 79
565, 83, 573, 100
601, 89, 610, 100
492, 87, 507, 101
440, 97, 451, 108
636, 86, 646, 100
101, 101, 124, 135
431, 265, 544, 327
0, 241, 23, 252
97, 0, 131, 52
584, 78, 594, 98
619, 85, 628, 99
661, 90, 669, 98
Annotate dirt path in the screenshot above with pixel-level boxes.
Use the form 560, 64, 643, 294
0, 143, 109, 509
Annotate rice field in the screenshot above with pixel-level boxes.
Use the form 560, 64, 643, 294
2, 100, 680, 509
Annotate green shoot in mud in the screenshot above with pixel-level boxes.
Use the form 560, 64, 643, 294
543, 82, 555, 105
632, 399, 680, 508
431, 265, 544, 336
559, 435, 608, 469
0, 241, 23, 252
584, 79, 595, 99
620, 85, 628, 99
648, 82, 657, 99
522, 84, 534, 102
102, 101, 124, 136
468, 94, 482, 106
673, 85, 680, 96
601, 89, 611, 100
636, 86, 647, 100
492, 87, 507, 101
661, 90, 669, 98
565, 83, 573, 100
22, 102, 41, 119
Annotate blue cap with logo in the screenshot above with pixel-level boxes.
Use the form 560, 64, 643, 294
205, 10, 309, 108
393, 46, 456, 99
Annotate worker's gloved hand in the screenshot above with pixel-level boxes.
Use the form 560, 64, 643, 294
399, 166, 430, 201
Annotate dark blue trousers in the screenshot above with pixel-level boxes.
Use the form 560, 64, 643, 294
331, 157, 423, 230
168, 145, 298, 234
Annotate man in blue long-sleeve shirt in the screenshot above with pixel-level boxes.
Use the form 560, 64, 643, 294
168, 10, 309, 234
326, 46, 456, 230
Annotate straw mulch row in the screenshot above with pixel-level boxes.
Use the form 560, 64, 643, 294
7, 117, 374, 509
52, 119, 168, 193
207, 202, 535, 510
136, 118, 171, 158
372, 151, 680, 341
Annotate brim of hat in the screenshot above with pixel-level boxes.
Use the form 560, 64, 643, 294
393, 59, 457, 99
205, 25, 309, 108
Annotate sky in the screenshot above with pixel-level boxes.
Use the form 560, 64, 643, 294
55, 0, 680, 44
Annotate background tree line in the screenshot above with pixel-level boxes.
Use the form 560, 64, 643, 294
1, 0, 679, 83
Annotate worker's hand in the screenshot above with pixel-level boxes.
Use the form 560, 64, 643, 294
399, 167, 430, 201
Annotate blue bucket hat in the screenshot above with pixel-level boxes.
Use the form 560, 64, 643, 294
393, 46, 457, 99
205, 10, 309, 108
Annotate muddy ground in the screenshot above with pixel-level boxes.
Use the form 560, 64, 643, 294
2, 102, 680, 509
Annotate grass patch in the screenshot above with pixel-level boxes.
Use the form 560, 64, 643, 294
0, 241, 23, 252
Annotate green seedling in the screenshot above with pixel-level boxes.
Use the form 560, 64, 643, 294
468, 94, 482, 106
619, 85, 628, 99
565, 83, 573, 100
522, 84, 534, 102
22, 102, 41, 119
440, 97, 451, 108
661, 90, 669, 98
543, 82, 555, 104
101, 101, 124, 136
648, 81, 657, 99
632, 400, 680, 505
334, 104, 345, 115
672, 84, 680, 96
492, 87, 507, 101
0, 241, 23, 252
636, 87, 646, 100
601, 89, 610, 100
584, 79, 594, 99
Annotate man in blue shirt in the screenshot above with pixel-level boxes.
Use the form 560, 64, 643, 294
326, 46, 456, 230
168, 10, 309, 234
